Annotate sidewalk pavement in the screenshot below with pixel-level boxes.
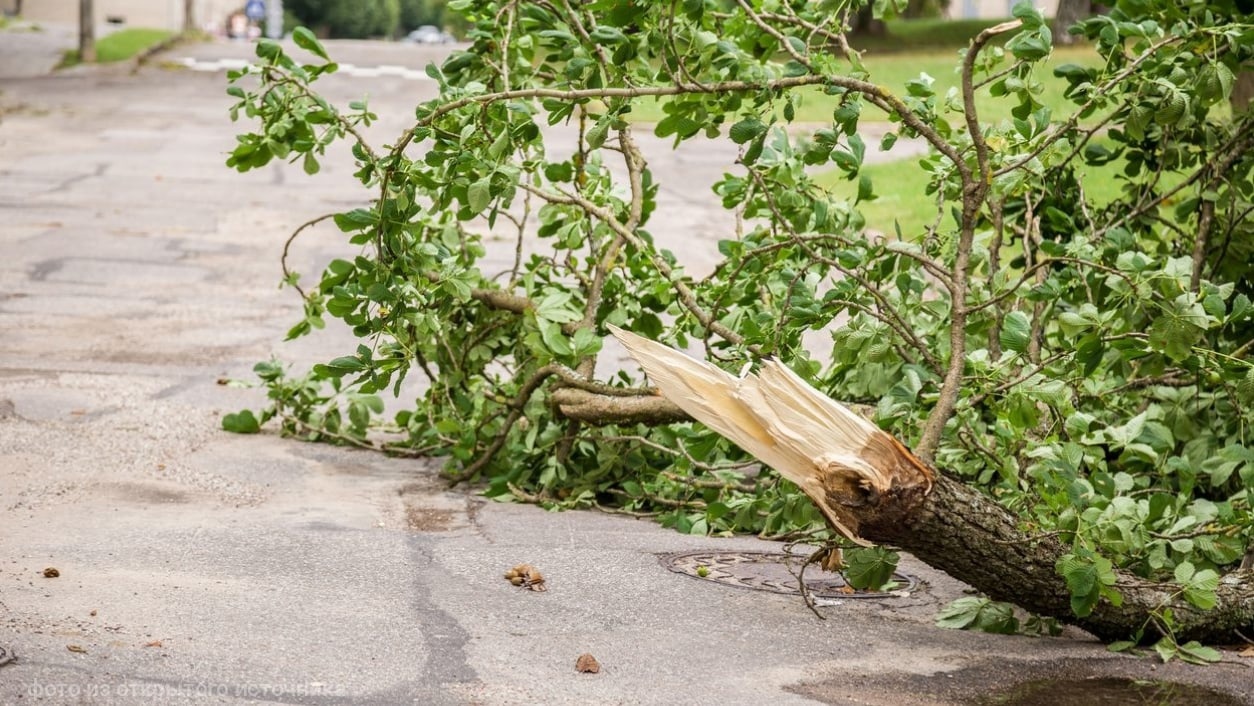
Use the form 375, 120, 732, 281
0, 20, 77, 78
0, 39, 1249, 705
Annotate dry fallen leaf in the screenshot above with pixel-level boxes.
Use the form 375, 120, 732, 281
66, 645, 86, 654
1239, 646, 1254, 659
143, 640, 163, 648
575, 653, 600, 674
42, 567, 59, 578
504, 563, 546, 591
820, 547, 845, 573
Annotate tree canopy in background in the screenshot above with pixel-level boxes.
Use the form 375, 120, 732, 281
224, 0, 1253, 655
286, 0, 454, 38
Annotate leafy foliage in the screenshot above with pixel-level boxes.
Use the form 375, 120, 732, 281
223, 0, 1253, 649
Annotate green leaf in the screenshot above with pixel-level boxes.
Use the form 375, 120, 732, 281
856, 173, 874, 203
292, 26, 329, 60
327, 356, 367, 372
844, 547, 898, 590
935, 597, 1018, 634
589, 25, 626, 45
539, 320, 572, 356
585, 118, 610, 150
935, 597, 984, 629
467, 177, 492, 214
570, 327, 602, 357
534, 290, 581, 323
1107, 640, 1137, 654
1183, 568, 1219, 610
222, 409, 261, 434
1000, 310, 1031, 354
1175, 641, 1222, 664
729, 118, 766, 145
1148, 294, 1211, 362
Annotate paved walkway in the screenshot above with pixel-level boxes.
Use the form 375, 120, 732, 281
0, 36, 1249, 705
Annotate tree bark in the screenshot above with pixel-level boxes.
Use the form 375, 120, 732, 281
184, 0, 195, 32
552, 387, 689, 426
1231, 71, 1254, 115
78, 0, 95, 63
1052, 0, 1093, 46
554, 389, 1254, 643
859, 474, 1254, 643
848, 5, 885, 37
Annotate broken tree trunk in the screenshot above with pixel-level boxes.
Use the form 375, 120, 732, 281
861, 474, 1254, 643
592, 327, 1254, 644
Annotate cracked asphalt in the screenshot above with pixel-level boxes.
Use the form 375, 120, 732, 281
1, 29, 1250, 705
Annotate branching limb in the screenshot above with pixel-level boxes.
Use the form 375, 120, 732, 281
280, 213, 338, 298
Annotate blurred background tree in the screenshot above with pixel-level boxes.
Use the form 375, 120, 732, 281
286, 0, 400, 38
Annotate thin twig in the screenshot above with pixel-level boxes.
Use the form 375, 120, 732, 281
280, 213, 338, 298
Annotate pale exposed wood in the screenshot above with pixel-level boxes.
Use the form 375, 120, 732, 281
610, 325, 935, 546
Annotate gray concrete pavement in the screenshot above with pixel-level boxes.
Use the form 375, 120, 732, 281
1, 38, 1251, 705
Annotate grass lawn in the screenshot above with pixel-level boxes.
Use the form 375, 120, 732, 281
59, 28, 175, 67
625, 45, 1100, 126
853, 17, 1019, 52
623, 15, 1101, 126
816, 142, 1183, 240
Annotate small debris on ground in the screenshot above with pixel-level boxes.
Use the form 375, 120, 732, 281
42, 567, 60, 578
67, 645, 86, 653
575, 653, 600, 673
143, 640, 163, 648
89, 609, 97, 617
504, 563, 546, 592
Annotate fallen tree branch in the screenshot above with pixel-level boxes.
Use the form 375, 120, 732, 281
551, 387, 689, 426
860, 474, 1254, 644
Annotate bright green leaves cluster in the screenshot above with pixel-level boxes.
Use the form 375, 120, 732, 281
225, 32, 372, 176
935, 595, 1064, 637
1104, 560, 1226, 665
936, 597, 1022, 635
1057, 550, 1122, 618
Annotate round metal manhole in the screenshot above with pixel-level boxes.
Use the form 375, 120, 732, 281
660, 550, 917, 599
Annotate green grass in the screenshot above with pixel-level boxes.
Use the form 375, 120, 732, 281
853, 17, 1011, 53
816, 141, 1172, 239
59, 28, 174, 67
0, 16, 43, 32
625, 46, 1101, 126
823, 155, 939, 240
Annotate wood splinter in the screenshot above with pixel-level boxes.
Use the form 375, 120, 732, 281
609, 325, 936, 546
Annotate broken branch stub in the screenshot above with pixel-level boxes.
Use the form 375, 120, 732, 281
608, 325, 935, 546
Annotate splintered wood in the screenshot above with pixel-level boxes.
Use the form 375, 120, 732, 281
609, 325, 936, 545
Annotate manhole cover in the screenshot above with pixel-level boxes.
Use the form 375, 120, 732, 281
661, 550, 917, 599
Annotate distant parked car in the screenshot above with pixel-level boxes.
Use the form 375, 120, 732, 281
404, 25, 455, 44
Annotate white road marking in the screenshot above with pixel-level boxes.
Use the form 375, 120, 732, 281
176, 57, 432, 81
